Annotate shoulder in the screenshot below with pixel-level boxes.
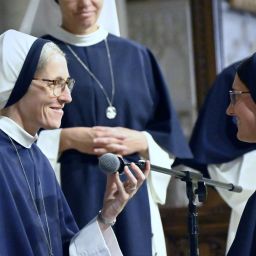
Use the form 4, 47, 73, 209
0, 137, 21, 174
31, 143, 51, 164
41, 34, 64, 45
31, 144, 59, 184
0, 134, 13, 159
247, 191, 256, 206
31, 144, 55, 174
108, 34, 160, 70
108, 34, 150, 55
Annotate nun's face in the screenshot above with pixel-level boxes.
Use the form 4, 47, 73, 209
226, 74, 256, 142
59, 0, 103, 35
15, 54, 72, 135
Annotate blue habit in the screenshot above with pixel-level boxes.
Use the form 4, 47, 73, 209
0, 130, 78, 255
227, 191, 256, 256
174, 61, 256, 173
43, 33, 192, 255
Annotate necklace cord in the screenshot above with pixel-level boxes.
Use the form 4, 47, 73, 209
66, 39, 115, 106
8, 136, 54, 256
66, 38, 117, 119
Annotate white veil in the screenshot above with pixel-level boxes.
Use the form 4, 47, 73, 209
19, 0, 120, 37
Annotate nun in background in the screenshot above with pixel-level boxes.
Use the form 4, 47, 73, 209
226, 53, 256, 256
20, 0, 193, 255
174, 59, 256, 252
0, 29, 150, 256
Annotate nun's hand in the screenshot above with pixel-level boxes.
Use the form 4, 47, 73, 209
97, 160, 150, 230
92, 126, 148, 157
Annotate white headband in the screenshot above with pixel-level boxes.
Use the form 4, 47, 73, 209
20, 0, 120, 37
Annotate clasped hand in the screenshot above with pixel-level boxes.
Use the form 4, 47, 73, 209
63, 126, 148, 157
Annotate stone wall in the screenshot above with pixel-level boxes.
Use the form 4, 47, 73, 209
127, 0, 197, 137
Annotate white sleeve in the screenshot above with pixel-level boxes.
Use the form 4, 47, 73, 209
143, 132, 173, 256
208, 150, 256, 252
142, 131, 173, 205
36, 129, 61, 182
69, 217, 122, 256
208, 151, 256, 210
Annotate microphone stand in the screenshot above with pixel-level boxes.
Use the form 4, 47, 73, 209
150, 164, 242, 256
183, 171, 204, 256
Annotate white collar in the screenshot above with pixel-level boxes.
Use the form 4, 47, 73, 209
0, 116, 38, 148
48, 25, 109, 47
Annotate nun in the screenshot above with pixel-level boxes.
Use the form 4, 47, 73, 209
174, 58, 256, 252
0, 29, 150, 256
226, 53, 256, 256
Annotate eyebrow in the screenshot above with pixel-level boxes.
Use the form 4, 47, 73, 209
54, 76, 65, 79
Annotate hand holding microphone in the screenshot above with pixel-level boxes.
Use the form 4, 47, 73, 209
98, 153, 150, 229
99, 153, 146, 174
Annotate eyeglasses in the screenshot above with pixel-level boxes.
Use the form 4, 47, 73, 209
229, 90, 250, 105
33, 77, 75, 97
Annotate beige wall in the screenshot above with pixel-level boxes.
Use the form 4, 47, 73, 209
127, 0, 196, 137
0, 0, 29, 33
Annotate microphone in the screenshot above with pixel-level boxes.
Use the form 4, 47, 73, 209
98, 153, 243, 193
98, 153, 146, 174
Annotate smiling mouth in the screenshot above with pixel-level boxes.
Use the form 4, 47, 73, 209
77, 10, 96, 17
50, 107, 63, 112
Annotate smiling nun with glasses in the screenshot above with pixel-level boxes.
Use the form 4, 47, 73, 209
226, 53, 256, 256
0, 29, 150, 256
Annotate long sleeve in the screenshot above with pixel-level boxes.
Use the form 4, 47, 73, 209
70, 218, 122, 256
143, 131, 173, 204
143, 131, 173, 256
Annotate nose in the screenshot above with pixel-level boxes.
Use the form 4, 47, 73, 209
78, 0, 91, 7
58, 86, 72, 104
226, 102, 234, 116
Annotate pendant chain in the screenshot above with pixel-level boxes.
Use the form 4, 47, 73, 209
8, 136, 54, 256
66, 39, 116, 109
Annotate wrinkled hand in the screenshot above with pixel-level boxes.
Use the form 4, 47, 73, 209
92, 126, 148, 157
99, 160, 150, 229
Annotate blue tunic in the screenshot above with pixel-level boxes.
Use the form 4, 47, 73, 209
0, 130, 78, 255
227, 191, 256, 256
43, 33, 192, 255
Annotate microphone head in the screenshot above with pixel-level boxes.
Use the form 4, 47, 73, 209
98, 153, 121, 174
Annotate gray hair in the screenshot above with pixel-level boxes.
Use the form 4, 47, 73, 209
36, 42, 65, 73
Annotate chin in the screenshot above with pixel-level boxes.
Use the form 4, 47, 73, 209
237, 133, 256, 143
43, 121, 61, 130
51, 122, 61, 129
